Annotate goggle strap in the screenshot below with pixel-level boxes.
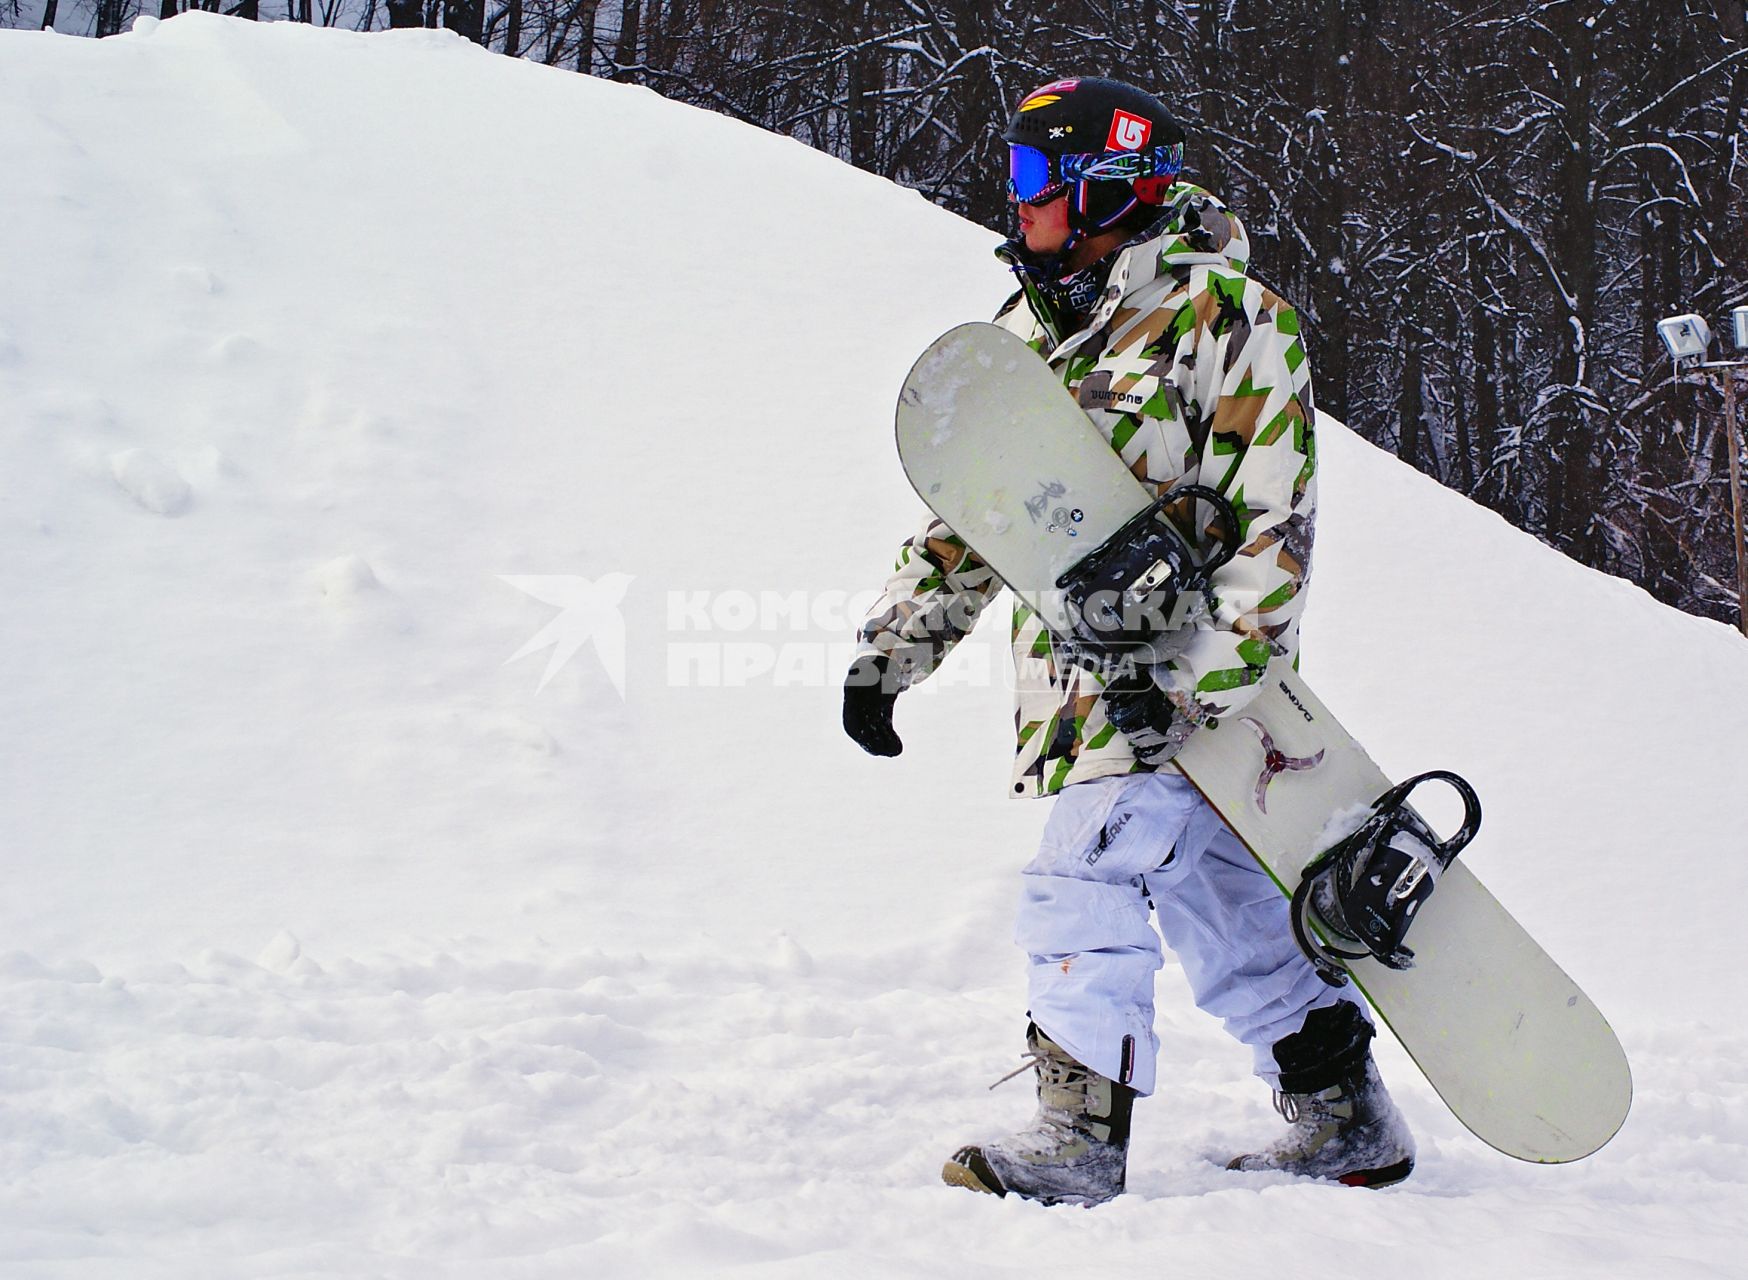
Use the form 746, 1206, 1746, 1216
1059, 144, 1185, 184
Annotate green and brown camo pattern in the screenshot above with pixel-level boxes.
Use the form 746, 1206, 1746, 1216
859, 184, 1317, 799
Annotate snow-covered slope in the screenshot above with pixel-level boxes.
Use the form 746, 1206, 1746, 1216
1, 15, 1743, 1277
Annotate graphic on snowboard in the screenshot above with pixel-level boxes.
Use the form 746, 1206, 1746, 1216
1237, 718, 1323, 814
895, 321, 1632, 1164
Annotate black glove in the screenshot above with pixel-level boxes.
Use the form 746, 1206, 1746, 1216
1103, 671, 1178, 765
843, 655, 903, 757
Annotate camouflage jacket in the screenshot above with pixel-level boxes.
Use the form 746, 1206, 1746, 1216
857, 184, 1317, 798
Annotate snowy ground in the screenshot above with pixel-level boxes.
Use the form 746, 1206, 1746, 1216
2, 14, 1745, 1277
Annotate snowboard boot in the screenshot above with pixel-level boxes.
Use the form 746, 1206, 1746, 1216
942, 1022, 1135, 1207
1227, 1001, 1415, 1188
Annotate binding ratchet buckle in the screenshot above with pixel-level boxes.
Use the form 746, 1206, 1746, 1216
1055, 483, 1240, 653
1290, 770, 1483, 987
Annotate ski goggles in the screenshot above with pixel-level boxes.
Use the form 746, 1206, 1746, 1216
1006, 142, 1186, 204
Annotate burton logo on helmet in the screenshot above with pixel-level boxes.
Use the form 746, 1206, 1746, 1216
1106, 109, 1153, 151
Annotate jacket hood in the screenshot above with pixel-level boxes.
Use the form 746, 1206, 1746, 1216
1147, 183, 1250, 273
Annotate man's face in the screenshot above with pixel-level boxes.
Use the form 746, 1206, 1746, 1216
1016, 193, 1071, 256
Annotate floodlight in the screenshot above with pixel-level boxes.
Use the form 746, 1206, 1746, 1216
1658, 313, 1712, 363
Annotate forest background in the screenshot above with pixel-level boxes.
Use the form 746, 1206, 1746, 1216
10, 0, 1747, 623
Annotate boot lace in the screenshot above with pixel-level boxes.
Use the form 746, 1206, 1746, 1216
988, 1049, 1049, 1091
1270, 1078, 1352, 1132
986, 1047, 1092, 1157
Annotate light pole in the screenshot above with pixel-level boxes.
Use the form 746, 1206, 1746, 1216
1660, 308, 1748, 637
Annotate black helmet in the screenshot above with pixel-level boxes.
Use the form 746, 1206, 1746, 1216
1002, 77, 1185, 239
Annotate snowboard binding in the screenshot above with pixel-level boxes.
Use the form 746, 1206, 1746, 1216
1291, 770, 1482, 987
1055, 484, 1240, 657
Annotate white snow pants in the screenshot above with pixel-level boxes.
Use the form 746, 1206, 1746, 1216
1017, 770, 1366, 1096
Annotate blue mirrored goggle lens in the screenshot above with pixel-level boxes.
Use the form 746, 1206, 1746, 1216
1007, 145, 1056, 202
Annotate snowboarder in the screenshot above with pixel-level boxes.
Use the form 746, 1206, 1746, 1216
843, 77, 1414, 1205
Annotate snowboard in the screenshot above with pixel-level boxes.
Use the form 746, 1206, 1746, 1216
895, 321, 1631, 1164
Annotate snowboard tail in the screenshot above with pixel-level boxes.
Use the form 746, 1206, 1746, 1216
1173, 666, 1630, 1163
